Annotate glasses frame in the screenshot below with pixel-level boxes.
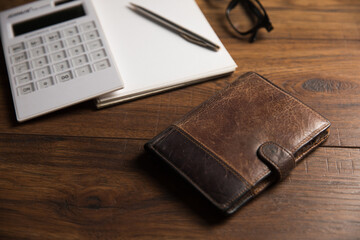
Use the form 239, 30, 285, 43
226, 0, 273, 42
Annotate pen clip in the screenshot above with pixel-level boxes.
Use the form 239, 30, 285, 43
180, 33, 219, 52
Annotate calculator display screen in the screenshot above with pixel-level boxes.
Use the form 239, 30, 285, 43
12, 5, 86, 37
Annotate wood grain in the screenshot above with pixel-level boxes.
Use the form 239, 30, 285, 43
0, 0, 360, 239
1, 135, 360, 239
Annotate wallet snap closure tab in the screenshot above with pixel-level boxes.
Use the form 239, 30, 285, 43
258, 142, 295, 180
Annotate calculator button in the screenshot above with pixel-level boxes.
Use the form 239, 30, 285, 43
72, 55, 88, 66
31, 46, 46, 57
15, 73, 32, 85
69, 45, 85, 56
9, 42, 25, 54
94, 59, 110, 71
46, 31, 61, 42
14, 62, 30, 74
17, 83, 35, 95
34, 66, 51, 79
49, 41, 64, 52
63, 26, 78, 37
81, 21, 96, 32
51, 50, 67, 62
32, 56, 48, 68
90, 49, 107, 61
67, 36, 82, 46
75, 65, 92, 76
87, 39, 103, 50
28, 37, 43, 48
83, 30, 99, 41
57, 71, 73, 82
54, 61, 70, 72
37, 77, 54, 89
11, 52, 28, 64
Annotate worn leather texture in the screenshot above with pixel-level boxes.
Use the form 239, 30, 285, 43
145, 72, 331, 214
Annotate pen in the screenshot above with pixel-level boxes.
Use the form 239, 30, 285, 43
129, 3, 220, 52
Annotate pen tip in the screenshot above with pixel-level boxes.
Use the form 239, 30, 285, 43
128, 2, 137, 10
129, 2, 137, 8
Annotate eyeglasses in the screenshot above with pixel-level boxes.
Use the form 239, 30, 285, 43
226, 0, 273, 42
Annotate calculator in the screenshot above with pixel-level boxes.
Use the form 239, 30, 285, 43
0, 0, 124, 122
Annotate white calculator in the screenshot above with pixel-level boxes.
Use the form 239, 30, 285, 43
0, 0, 124, 122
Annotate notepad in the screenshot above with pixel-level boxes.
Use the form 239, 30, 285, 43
93, 0, 237, 108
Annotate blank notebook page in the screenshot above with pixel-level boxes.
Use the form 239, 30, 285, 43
92, 0, 237, 102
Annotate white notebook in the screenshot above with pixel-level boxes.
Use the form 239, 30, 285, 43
93, 0, 237, 108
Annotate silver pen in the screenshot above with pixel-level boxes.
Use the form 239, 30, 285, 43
129, 3, 220, 52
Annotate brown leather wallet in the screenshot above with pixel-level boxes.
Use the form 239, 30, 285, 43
145, 72, 331, 214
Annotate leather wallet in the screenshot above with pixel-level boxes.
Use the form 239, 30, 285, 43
145, 72, 331, 214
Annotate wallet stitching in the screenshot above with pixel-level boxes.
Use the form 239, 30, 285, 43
252, 124, 327, 184
295, 131, 330, 161
174, 126, 249, 185
171, 126, 251, 207
253, 169, 271, 186
290, 124, 329, 154
227, 182, 255, 208
177, 124, 272, 188
172, 72, 330, 202
152, 127, 176, 146
227, 190, 255, 213
253, 72, 330, 154
151, 130, 249, 209
176, 73, 273, 186
259, 144, 283, 180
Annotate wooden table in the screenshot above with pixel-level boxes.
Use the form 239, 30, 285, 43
1, 0, 359, 239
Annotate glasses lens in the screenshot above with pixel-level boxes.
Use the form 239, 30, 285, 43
227, 0, 265, 33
